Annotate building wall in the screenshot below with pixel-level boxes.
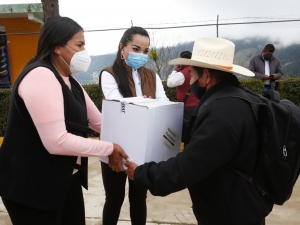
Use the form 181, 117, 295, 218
1, 18, 41, 85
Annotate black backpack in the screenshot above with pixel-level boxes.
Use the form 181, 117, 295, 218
199, 86, 300, 205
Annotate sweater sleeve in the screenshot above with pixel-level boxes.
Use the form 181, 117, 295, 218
18, 67, 113, 156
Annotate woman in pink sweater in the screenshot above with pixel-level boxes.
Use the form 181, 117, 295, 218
0, 17, 128, 225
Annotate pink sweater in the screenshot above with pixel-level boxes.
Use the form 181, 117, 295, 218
18, 67, 113, 164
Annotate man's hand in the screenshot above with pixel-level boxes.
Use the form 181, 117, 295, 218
270, 74, 277, 80
264, 75, 270, 80
108, 144, 129, 172
124, 160, 138, 180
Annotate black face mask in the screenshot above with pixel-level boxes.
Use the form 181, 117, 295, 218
263, 54, 273, 61
190, 78, 206, 100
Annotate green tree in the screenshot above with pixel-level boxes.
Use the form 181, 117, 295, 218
146, 32, 181, 79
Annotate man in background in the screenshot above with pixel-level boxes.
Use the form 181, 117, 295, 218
249, 44, 283, 94
167, 51, 199, 121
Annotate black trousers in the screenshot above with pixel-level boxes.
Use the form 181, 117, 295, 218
101, 161, 147, 225
2, 172, 85, 225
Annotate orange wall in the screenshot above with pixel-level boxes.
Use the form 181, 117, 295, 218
1, 18, 41, 85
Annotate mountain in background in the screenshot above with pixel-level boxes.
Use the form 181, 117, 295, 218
75, 38, 300, 84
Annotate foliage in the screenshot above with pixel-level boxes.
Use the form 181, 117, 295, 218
149, 49, 159, 61
146, 32, 182, 79
82, 84, 103, 137
0, 88, 11, 137
278, 77, 300, 106
239, 78, 264, 94
2, 77, 300, 136
162, 80, 176, 101
82, 84, 103, 111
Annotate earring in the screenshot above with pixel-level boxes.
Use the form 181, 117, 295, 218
121, 52, 124, 59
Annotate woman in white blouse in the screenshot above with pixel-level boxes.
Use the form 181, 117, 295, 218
99, 26, 168, 225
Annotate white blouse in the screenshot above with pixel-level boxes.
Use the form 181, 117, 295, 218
101, 69, 169, 101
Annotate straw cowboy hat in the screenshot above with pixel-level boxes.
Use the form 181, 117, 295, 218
169, 37, 254, 77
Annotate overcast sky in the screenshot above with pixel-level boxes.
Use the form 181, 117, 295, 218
3, 0, 300, 55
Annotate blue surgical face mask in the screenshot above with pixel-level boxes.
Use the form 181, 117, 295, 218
124, 48, 148, 70
263, 54, 273, 61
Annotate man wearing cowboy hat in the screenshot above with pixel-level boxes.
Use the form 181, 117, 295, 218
125, 37, 273, 225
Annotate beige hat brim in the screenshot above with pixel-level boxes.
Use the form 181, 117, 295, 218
169, 58, 254, 77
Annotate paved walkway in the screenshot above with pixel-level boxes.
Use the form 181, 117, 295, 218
0, 156, 300, 224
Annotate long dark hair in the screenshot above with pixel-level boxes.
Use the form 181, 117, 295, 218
26, 17, 83, 66
112, 26, 149, 97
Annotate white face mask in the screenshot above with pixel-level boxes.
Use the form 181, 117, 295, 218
60, 45, 91, 74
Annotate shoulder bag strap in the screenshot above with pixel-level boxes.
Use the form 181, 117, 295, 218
182, 88, 191, 103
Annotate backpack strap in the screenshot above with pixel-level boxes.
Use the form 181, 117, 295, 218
197, 86, 266, 116
182, 88, 191, 103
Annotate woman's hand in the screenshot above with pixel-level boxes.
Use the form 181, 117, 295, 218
108, 144, 129, 172
124, 159, 138, 180
143, 95, 152, 99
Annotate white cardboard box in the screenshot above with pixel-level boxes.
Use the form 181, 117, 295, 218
100, 97, 184, 166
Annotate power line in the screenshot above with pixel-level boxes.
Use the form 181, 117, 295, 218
91, 15, 300, 29
84, 19, 300, 32
1, 19, 299, 35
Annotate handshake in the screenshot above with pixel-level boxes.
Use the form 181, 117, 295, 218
108, 143, 137, 180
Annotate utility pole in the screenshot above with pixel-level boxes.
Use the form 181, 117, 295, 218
216, 14, 219, 37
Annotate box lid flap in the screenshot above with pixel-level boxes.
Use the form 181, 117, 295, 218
105, 97, 179, 108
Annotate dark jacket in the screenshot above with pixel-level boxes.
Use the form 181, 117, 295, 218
0, 60, 89, 212
134, 75, 273, 225
249, 54, 283, 90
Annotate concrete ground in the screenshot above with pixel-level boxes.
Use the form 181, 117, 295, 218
0, 156, 300, 224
